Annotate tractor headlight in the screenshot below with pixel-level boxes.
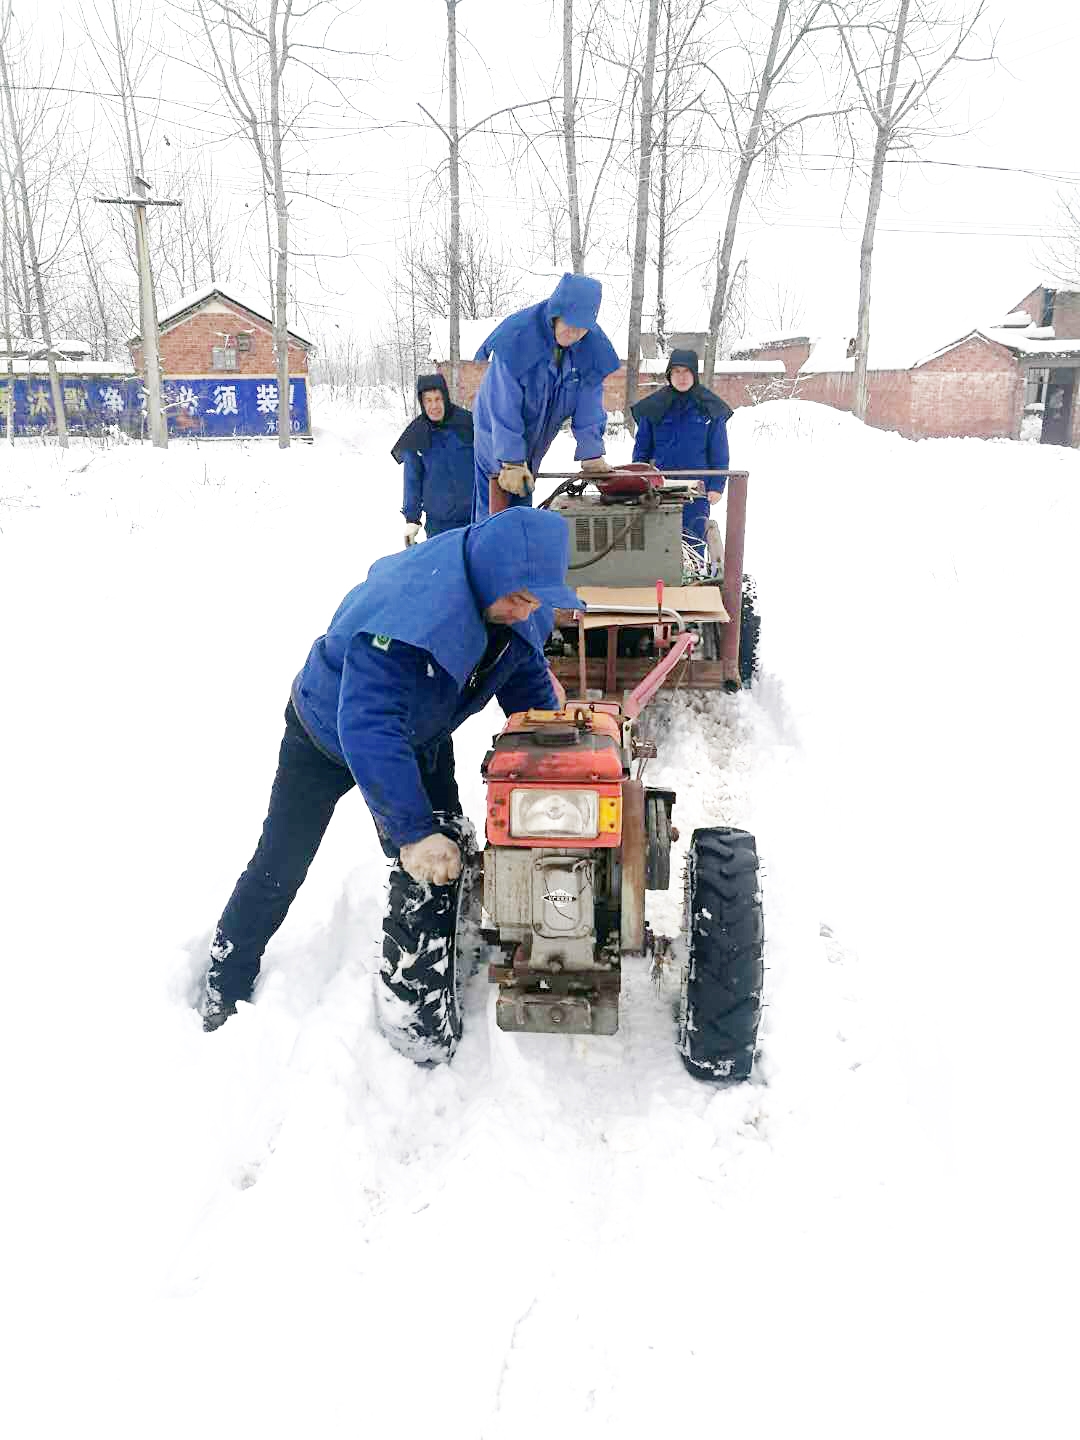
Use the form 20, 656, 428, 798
510, 788, 599, 839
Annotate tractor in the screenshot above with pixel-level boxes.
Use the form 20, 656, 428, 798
377, 464, 764, 1082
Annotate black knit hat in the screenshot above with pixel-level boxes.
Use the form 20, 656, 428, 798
666, 348, 699, 382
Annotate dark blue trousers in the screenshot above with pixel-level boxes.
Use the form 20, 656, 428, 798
211, 701, 459, 1004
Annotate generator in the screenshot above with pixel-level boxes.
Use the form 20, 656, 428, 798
550, 489, 687, 587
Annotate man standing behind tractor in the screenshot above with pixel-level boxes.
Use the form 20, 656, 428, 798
471, 273, 620, 520
392, 373, 474, 547
631, 348, 733, 559
200, 507, 583, 1035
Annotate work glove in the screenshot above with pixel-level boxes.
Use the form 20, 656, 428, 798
497, 462, 534, 497
399, 832, 462, 886
404, 521, 421, 547
706, 490, 723, 505
579, 455, 612, 475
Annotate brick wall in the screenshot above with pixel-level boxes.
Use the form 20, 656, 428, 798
131, 298, 309, 377
910, 335, 1022, 439
438, 341, 1035, 444
439, 360, 791, 415
734, 340, 812, 376
1051, 291, 1080, 338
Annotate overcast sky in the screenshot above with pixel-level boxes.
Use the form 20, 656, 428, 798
38, 0, 1080, 357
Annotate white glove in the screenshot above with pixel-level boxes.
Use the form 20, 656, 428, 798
579, 455, 612, 474
404, 522, 421, 547
399, 832, 462, 886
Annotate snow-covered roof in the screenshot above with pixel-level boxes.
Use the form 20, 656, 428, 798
1000, 310, 1032, 329
1, 359, 136, 376
798, 336, 919, 375
135, 285, 313, 348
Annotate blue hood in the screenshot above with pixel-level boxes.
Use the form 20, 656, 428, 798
545, 273, 602, 330
325, 508, 583, 688
476, 274, 619, 384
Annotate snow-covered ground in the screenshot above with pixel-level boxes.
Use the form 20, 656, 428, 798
2, 398, 1075, 1437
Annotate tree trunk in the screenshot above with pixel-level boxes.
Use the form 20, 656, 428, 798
655, 1, 673, 354
852, 0, 909, 423
563, 0, 583, 273
624, 0, 661, 427
268, 0, 291, 448
703, 0, 788, 385
1, 175, 14, 443
0, 38, 67, 446
447, 1, 461, 401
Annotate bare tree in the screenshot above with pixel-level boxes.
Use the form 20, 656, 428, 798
1037, 189, 1080, 290
652, 0, 711, 353
185, 0, 340, 448
702, 0, 838, 383
0, 2, 68, 444
400, 225, 522, 322
761, 277, 806, 335
831, 0, 994, 419
1, 155, 13, 442
624, 0, 661, 421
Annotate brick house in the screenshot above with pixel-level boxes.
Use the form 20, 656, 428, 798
734, 285, 1080, 446
129, 286, 314, 438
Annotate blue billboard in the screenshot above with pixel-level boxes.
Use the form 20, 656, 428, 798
0, 374, 311, 439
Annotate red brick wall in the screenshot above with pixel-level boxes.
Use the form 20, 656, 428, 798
440, 345, 1034, 443
734, 340, 812, 376
439, 360, 790, 414
131, 300, 309, 377
910, 335, 1022, 439
1050, 292, 1080, 337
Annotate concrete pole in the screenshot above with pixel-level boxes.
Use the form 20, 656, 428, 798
132, 175, 167, 448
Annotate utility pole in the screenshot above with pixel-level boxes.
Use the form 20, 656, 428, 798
96, 177, 180, 448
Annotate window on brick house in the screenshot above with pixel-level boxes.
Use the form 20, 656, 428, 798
212, 346, 238, 370
1041, 290, 1055, 328
1025, 368, 1050, 407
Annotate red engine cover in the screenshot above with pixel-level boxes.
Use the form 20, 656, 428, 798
593, 462, 663, 498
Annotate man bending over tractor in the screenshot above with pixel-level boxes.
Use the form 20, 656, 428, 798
201, 507, 583, 1032
471, 272, 620, 520
391, 372, 474, 548
630, 348, 733, 563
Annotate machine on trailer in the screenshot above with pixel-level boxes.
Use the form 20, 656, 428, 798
378, 464, 764, 1082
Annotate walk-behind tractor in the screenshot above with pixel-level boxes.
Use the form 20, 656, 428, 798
378, 465, 764, 1081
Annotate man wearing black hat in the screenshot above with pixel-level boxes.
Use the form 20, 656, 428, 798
391, 373, 474, 548
630, 349, 733, 558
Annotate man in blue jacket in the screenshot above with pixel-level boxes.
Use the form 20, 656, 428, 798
392, 373, 474, 547
201, 507, 582, 1032
472, 273, 621, 520
631, 348, 733, 558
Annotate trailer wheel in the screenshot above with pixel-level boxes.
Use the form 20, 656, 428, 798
645, 789, 675, 890
679, 828, 764, 1081
377, 814, 478, 1065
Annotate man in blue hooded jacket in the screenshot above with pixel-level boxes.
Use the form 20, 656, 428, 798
631, 348, 733, 558
392, 373, 474, 547
201, 507, 583, 1032
472, 273, 621, 521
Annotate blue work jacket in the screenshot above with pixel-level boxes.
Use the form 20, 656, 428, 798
402, 426, 474, 535
291, 515, 561, 848
632, 392, 731, 546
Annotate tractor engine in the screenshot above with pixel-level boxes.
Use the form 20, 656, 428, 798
481, 705, 645, 1037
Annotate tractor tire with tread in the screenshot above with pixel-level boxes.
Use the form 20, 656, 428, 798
680, 827, 764, 1081
377, 813, 478, 1065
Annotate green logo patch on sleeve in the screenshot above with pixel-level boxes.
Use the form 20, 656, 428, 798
371, 633, 392, 652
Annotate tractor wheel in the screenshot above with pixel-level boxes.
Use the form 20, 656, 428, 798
377, 814, 479, 1065
739, 574, 761, 686
679, 827, 764, 1082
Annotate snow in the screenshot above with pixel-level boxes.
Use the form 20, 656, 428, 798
0, 359, 135, 376
2, 397, 1076, 1438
